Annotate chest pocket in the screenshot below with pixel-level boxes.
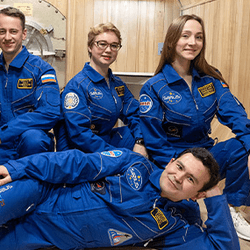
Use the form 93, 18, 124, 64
164, 107, 192, 126
12, 89, 36, 116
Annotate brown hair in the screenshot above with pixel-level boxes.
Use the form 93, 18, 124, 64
87, 22, 122, 58
0, 7, 25, 30
155, 14, 227, 85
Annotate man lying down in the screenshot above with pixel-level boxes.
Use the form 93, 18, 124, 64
0, 147, 239, 249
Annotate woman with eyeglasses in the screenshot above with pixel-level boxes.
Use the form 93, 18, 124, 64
55, 22, 147, 157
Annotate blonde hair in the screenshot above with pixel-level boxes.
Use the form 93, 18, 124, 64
155, 14, 227, 85
87, 22, 122, 58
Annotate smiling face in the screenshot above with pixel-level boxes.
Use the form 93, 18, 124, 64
0, 14, 27, 63
88, 31, 119, 72
160, 153, 210, 202
174, 19, 203, 64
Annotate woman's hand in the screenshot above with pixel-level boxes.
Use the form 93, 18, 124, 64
0, 165, 12, 186
133, 144, 148, 158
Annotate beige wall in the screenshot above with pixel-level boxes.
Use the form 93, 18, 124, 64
65, 0, 180, 82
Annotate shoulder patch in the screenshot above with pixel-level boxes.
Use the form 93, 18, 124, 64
64, 92, 79, 109
41, 74, 56, 83
115, 85, 125, 96
198, 82, 216, 97
101, 150, 123, 157
151, 207, 169, 230
140, 94, 153, 113
108, 229, 132, 246
220, 81, 228, 88
162, 91, 182, 104
89, 88, 103, 99
17, 79, 33, 89
126, 166, 142, 190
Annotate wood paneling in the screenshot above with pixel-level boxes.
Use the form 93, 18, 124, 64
66, 0, 180, 81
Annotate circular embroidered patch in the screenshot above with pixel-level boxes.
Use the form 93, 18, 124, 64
162, 91, 182, 104
89, 88, 103, 99
126, 166, 142, 190
64, 92, 79, 109
139, 94, 153, 113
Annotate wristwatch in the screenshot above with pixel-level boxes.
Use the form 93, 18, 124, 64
135, 138, 144, 145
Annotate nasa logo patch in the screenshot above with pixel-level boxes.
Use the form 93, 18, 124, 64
64, 92, 79, 109
162, 91, 182, 104
101, 150, 123, 157
126, 167, 142, 190
140, 94, 153, 113
89, 88, 103, 99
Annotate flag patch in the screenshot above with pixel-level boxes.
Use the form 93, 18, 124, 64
41, 74, 56, 83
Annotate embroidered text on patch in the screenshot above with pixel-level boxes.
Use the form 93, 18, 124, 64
115, 86, 125, 96
162, 91, 182, 104
89, 88, 103, 99
41, 74, 56, 83
198, 82, 215, 97
17, 79, 33, 89
126, 167, 142, 190
140, 94, 153, 113
151, 207, 169, 230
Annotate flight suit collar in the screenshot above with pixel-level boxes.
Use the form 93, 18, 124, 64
149, 168, 164, 192
83, 62, 115, 83
162, 63, 201, 84
0, 46, 30, 69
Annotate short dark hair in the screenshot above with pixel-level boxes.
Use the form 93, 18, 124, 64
0, 7, 25, 30
176, 147, 220, 192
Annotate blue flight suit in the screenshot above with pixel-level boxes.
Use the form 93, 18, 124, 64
0, 149, 240, 250
0, 46, 60, 164
139, 63, 250, 206
55, 62, 142, 152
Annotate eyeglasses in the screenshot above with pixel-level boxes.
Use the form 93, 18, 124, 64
94, 40, 122, 51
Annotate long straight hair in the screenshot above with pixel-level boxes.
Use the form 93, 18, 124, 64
155, 15, 227, 85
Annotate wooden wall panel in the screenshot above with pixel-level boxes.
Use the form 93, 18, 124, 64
66, 0, 180, 82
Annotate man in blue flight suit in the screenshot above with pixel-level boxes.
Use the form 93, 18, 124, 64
0, 7, 60, 164
0, 147, 240, 249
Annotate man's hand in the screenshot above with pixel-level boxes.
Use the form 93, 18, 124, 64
0, 165, 12, 186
